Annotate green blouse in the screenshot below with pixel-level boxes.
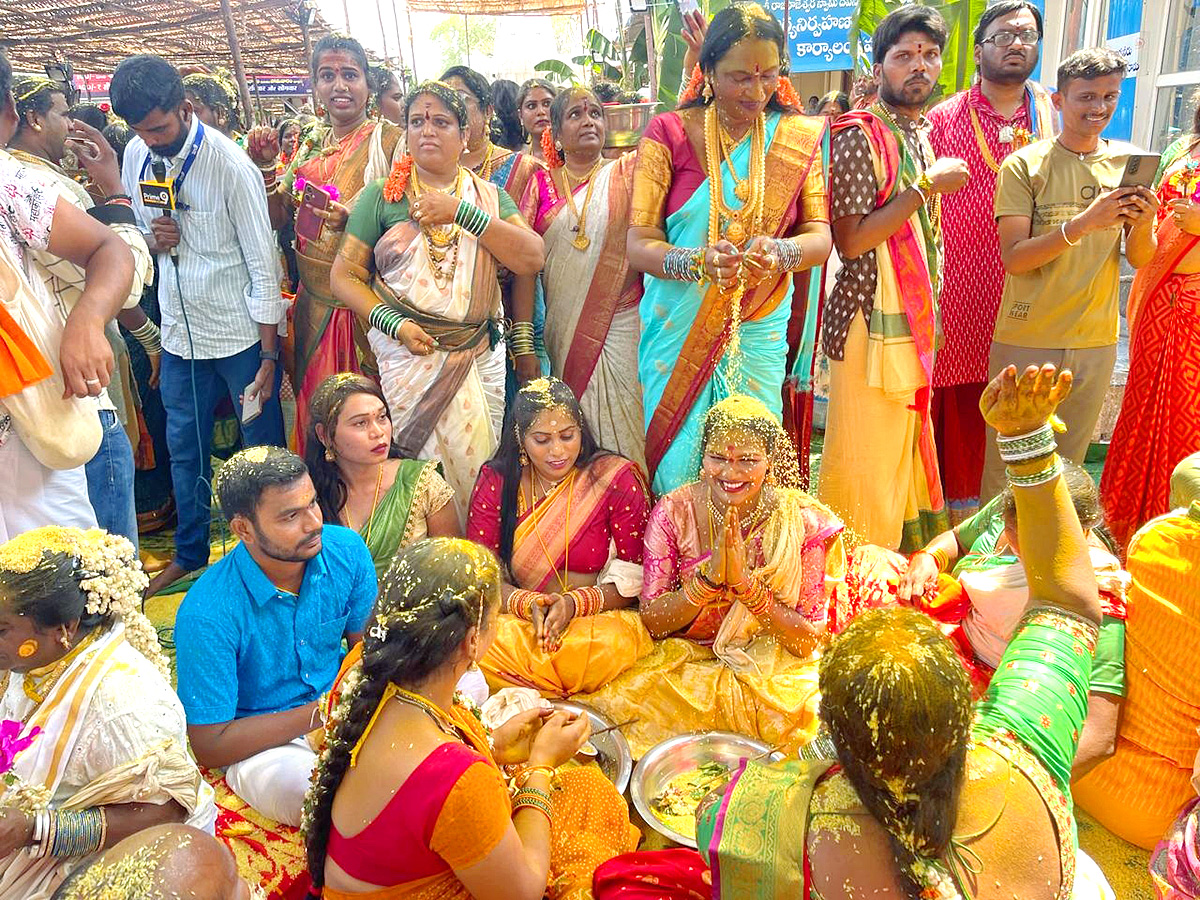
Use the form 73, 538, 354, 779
345, 177, 522, 248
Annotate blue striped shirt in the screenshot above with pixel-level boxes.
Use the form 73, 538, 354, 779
122, 114, 285, 359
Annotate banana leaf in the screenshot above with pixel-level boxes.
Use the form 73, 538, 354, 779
851, 0, 988, 99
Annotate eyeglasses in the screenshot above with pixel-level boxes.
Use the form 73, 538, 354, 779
982, 29, 1041, 47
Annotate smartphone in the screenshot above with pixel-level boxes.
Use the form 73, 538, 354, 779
241, 386, 263, 425
1119, 153, 1161, 189
295, 183, 331, 242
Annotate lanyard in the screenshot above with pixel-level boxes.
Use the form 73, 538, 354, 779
140, 121, 205, 211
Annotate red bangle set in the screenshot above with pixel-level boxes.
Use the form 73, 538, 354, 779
731, 574, 773, 617
508, 589, 537, 621
568, 585, 604, 618
682, 573, 722, 609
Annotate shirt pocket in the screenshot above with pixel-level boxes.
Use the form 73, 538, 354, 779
310, 611, 350, 661
181, 209, 234, 256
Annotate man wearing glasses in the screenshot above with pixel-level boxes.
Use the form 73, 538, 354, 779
926, 0, 1056, 524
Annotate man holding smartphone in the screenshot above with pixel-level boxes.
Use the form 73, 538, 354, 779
111, 55, 287, 596
983, 47, 1157, 501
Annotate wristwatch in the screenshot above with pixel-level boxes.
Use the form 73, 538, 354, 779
259, 349, 280, 362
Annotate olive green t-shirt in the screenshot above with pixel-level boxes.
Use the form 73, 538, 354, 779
993, 139, 1129, 349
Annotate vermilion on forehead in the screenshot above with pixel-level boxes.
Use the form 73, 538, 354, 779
316, 51, 363, 74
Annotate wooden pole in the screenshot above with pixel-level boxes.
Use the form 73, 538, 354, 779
218, 0, 256, 129
644, 10, 657, 102
390, 0, 407, 87
464, 14, 471, 67
407, 4, 419, 81
342, 0, 351, 33
376, 0, 391, 61
300, 17, 317, 110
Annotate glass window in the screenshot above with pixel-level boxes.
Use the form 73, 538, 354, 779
1061, 0, 1092, 57
1151, 84, 1200, 151
1162, 0, 1200, 75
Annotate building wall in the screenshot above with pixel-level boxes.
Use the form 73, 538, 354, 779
1040, 0, 1190, 151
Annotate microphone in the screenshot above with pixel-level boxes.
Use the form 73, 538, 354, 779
151, 159, 179, 260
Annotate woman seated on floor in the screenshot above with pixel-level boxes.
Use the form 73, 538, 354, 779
580, 395, 845, 756
305, 372, 461, 579
899, 459, 1129, 778
303, 537, 639, 900
594, 364, 1116, 900
0, 527, 215, 898
466, 376, 652, 696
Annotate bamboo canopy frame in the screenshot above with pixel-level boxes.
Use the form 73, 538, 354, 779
0, 0, 340, 79
405, 0, 586, 15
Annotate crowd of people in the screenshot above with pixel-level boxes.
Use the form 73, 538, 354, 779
0, 0, 1197, 898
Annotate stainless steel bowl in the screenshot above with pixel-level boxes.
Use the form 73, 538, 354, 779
550, 699, 633, 795
603, 101, 657, 148
631, 732, 780, 848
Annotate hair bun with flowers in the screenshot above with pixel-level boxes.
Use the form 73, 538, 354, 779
0, 527, 171, 681
541, 128, 563, 169
679, 64, 706, 105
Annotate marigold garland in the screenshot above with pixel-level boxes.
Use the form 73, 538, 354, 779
541, 128, 563, 169
679, 64, 705, 105
774, 77, 802, 110
383, 154, 414, 203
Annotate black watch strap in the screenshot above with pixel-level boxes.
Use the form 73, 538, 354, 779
259, 348, 280, 362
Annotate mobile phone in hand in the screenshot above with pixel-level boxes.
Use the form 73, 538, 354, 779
241, 385, 263, 424
1119, 153, 1161, 189
295, 183, 331, 242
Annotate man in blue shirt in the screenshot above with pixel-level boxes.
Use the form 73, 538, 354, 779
175, 446, 375, 826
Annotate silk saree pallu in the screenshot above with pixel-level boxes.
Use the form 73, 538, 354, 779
361, 458, 452, 578
292, 123, 402, 452
1102, 199, 1200, 551
638, 112, 826, 494
367, 172, 507, 517
819, 111, 947, 551
538, 155, 646, 471
481, 455, 652, 696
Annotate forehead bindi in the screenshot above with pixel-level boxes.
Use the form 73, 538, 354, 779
986, 9, 1038, 39
718, 39, 781, 75
318, 52, 361, 75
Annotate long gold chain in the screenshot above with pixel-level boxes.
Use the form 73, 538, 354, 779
348, 462, 385, 544
560, 158, 604, 251
410, 167, 464, 290
521, 468, 575, 593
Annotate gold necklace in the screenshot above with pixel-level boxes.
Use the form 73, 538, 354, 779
21, 629, 100, 706
394, 688, 465, 743
716, 120, 752, 202
561, 158, 604, 251
474, 141, 500, 179
410, 167, 464, 290
521, 467, 575, 593
348, 462, 385, 544
703, 104, 765, 249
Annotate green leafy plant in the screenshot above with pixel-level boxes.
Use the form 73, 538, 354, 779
852, 0, 988, 100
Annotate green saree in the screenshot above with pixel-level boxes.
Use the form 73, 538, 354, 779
361, 459, 456, 578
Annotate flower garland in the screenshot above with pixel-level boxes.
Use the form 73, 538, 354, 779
541, 128, 563, 168
679, 64, 705, 105
676, 63, 803, 111
382, 154, 414, 203
0, 527, 170, 681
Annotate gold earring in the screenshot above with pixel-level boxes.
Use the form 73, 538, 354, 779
703, 79, 714, 102
59, 631, 71, 649
17, 639, 38, 659
324, 445, 336, 462
555, 140, 563, 152
519, 451, 529, 467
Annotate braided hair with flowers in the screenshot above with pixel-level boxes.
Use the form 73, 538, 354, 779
302, 538, 501, 894
383, 80, 469, 202
0, 527, 170, 680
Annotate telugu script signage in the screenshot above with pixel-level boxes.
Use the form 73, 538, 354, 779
762, 0, 870, 74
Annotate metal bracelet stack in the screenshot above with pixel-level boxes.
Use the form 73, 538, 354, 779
774, 238, 804, 271
454, 200, 492, 238
129, 319, 162, 355
662, 247, 707, 283
1007, 453, 1064, 488
368, 304, 409, 341
997, 423, 1057, 463
30, 808, 106, 859
508, 321, 536, 357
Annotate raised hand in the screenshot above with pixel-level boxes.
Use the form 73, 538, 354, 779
245, 126, 280, 167
979, 363, 1072, 438
681, 10, 708, 76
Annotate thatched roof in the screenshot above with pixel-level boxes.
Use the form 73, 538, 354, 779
0, 0, 340, 76
406, 0, 584, 15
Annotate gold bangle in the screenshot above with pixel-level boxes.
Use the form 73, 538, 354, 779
512, 765, 556, 790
